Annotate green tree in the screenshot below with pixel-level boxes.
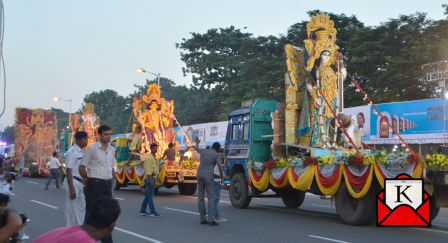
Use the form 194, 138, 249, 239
50, 107, 69, 135
346, 13, 438, 106
1, 125, 15, 144
82, 89, 131, 134
177, 27, 288, 118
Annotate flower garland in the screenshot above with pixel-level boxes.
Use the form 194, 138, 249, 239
425, 154, 448, 168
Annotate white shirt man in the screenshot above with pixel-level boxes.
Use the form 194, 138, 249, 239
63, 143, 86, 226
81, 142, 116, 181
49, 156, 61, 169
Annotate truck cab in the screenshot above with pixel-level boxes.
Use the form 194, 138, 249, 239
224, 99, 278, 208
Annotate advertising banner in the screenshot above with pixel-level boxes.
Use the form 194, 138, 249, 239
175, 121, 228, 150
368, 98, 446, 144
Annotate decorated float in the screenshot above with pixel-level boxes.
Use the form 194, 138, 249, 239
114, 83, 198, 195
224, 13, 448, 225
14, 108, 58, 177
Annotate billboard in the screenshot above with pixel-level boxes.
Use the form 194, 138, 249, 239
369, 98, 446, 144
175, 121, 228, 150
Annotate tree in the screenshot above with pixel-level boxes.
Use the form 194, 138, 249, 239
50, 107, 69, 135
82, 89, 131, 134
346, 13, 438, 106
1, 125, 15, 144
177, 26, 288, 118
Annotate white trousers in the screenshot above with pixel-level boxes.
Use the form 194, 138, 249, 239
63, 178, 86, 226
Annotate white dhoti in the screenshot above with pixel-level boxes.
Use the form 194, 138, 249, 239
63, 179, 86, 226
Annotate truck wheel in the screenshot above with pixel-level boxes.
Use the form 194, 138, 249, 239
282, 189, 306, 208
431, 196, 440, 221
335, 182, 375, 225
230, 172, 251, 209
178, 183, 197, 195
114, 178, 127, 191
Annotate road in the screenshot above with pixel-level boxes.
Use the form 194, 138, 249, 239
7, 177, 448, 243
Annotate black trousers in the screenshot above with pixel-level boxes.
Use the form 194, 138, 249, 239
85, 178, 113, 243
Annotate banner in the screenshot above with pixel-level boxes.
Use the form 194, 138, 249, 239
175, 121, 228, 150
369, 98, 446, 144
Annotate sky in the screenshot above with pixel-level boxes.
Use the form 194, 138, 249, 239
0, 0, 446, 128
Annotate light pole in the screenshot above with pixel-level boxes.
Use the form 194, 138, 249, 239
136, 67, 161, 85
53, 97, 72, 131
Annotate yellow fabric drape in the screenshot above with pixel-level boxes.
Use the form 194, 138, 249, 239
249, 167, 271, 192
342, 165, 374, 199
269, 169, 290, 188
287, 166, 314, 191
314, 165, 342, 196
374, 162, 424, 188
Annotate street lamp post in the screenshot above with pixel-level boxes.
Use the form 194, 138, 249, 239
53, 96, 73, 131
136, 67, 161, 85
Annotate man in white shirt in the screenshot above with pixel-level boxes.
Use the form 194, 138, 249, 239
45, 152, 62, 190
79, 125, 116, 243
63, 131, 88, 226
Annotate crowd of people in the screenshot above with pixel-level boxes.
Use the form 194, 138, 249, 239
0, 124, 226, 242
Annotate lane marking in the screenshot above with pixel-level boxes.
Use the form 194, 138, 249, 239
30, 200, 58, 210
413, 227, 448, 234
115, 227, 163, 243
164, 207, 199, 215
311, 203, 332, 208
114, 197, 125, 201
26, 181, 39, 185
308, 235, 350, 243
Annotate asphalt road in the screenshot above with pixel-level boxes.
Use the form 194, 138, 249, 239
7, 177, 448, 243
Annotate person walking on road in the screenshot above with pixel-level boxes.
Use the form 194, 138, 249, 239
139, 143, 161, 217
196, 140, 221, 226
45, 152, 62, 190
63, 131, 88, 226
79, 125, 116, 243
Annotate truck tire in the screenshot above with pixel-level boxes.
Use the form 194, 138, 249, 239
230, 172, 251, 209
178, 183, 197, 195
282, 189, 306, 208
431, 195, 440, 221
114, 178, 127, 191
335, 182, 375, 225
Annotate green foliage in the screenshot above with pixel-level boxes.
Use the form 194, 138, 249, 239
177, 27, 287, 119
82, 89, 131, 134
50, 107, 69, 134
79, 7, 448, 132
1, 125, 15, 144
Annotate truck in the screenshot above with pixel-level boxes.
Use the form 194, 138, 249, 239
224, 13, 448, 225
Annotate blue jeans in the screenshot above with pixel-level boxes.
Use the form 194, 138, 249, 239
213, 181, 221, 219
140, 178, 156, 214
45, 168, 60, 188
